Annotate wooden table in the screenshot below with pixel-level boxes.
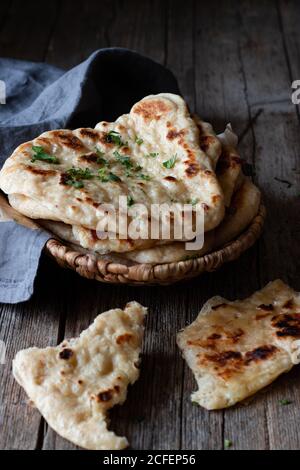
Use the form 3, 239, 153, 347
1, 0, 300, 450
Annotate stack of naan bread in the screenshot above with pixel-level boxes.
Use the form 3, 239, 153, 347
0, 93, 261, 264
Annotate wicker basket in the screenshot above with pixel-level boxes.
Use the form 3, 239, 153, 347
45, 204, 266, 286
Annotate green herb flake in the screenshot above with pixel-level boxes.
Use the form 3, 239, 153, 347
146, 152, 159, 158
137, 173, 151, 181
105, 130, 127, 147
187, 198, 199, 206
31, 146, 59, 164
98, 168, 121, 183
163, 154, 177, 169
127, 195, 135, 207
135, 136, 144, 145
64, 167, 93, 189
113, 150, 133, 169
224, 439, 232, 449
98, 168, 109, 182
69, 180, 84, 189
279, 399, 292, 406
66, 167, 93, 180
108, 172, 121, 182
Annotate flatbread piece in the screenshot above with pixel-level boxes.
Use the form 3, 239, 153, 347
177, 280, 300, 410
13, 302, 147, 450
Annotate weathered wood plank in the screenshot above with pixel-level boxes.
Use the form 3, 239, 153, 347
45, 0, 111, 69
46, 0, 167, 70
107, 0, 167, 66
278, 0, 300, 82
0, 259, 68, 449
0, 0, 59, 61
222, 0, 300, 450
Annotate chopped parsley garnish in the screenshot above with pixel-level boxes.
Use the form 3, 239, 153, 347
224, 439, 232, 449
98, 168, 109, 182
97, 157, 108, 165
105, 130, 127, 147
279, 399, 292, 406
113, 150, 133, 169
67, 180, 84, 189
137, 173, 151, 181
163, 154, 177, 169
108, 172, 121, 182
127, 195, 135, 207
98, 168, 121, 182
135, 136, 143, 145
63, 167, 93, 188
124, 164, 144, 178
31, 146, 59, 164
147, 152, 159, 158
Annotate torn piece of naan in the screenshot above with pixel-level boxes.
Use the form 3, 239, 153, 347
13, 302, 147, 450
0, 93, 224, 235
177, 280, 300, 410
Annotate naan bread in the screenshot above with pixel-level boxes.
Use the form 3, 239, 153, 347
177, 280, 300, 410
122, 179, 260, 264
0, 93, 224, 234
72, 225, 171, 254
216, 124, 243, 207
193, 115, 222, 169
193, 118, 242, 208
13, 302, 147, 450
38, 219, 78, 245
214, 179, 260, 249
9, 194, 172, 253
40, 177, 260, 263
120, 230, 216, 264
9, 193, 61, 221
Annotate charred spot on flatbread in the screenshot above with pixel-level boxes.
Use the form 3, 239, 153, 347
271, 313, 300, 338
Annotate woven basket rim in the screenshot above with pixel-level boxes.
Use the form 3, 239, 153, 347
45, 203, 266, 285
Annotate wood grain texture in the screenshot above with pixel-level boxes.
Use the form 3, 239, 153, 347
0, 0, 60, 61
0, 259, 65, 449
1, 0, 300, 451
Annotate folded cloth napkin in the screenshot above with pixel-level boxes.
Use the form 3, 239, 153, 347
0, 48, 179, 303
